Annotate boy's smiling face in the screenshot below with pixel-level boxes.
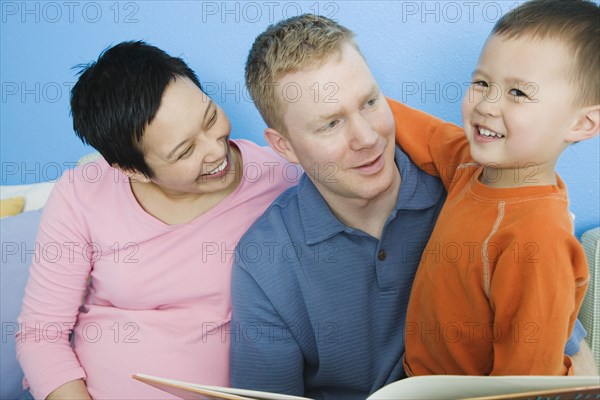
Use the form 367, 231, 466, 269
461, 34, 582, 186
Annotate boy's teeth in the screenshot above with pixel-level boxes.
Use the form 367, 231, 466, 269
208, 159, 227, 175
479, 128, 505, 138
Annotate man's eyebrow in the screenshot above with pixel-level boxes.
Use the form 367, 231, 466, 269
314, 110, 341, 123
361, 84, 380, 102
310, 84, 380, 125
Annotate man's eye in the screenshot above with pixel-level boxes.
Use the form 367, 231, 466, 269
326, 120, 339, 129
366, 98, 377, 107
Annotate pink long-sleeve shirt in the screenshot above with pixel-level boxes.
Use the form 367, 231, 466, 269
16, 140, 299, 399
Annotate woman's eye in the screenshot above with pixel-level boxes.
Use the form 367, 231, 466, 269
178, 147, 193, 160
207, 111, 217, 128
472, 80, 488, 88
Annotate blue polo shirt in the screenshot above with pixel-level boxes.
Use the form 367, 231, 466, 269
230, 144, 587, 399
230, 146, 446, 400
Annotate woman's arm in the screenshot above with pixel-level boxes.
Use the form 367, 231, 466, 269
16, 175, 92, 399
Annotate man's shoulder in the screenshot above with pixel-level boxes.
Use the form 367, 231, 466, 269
395, 145, 446, 205
238, 183, 303, 246
234, 179, 318, 284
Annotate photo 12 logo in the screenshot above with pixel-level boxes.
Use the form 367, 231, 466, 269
2, 82, 75, 104
399, 1, 521, 24
200, 1, 339, 23
1, 1, 140, 24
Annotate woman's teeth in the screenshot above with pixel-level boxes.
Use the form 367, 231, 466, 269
207, 159, 227, 175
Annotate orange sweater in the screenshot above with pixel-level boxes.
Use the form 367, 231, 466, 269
388, 99, 588, 376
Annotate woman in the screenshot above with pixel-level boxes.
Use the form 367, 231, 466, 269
16, 41, 298, 399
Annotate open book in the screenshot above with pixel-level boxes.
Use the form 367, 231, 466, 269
132, 373, 599, 400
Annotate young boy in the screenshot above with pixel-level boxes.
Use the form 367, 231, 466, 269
399, 0, 599, 375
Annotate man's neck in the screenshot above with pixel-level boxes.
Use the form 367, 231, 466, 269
321, 169, 401, 240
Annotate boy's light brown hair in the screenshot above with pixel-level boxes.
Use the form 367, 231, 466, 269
245, 14, 358, 136
492, 0, 600, 107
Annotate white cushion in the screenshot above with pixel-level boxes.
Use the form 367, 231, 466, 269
0, 182, 55, 212
580, 227, 600, 368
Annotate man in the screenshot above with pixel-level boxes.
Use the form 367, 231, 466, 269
230, 14, 594, 400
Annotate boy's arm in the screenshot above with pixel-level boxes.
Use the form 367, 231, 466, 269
230, 257, 305, 395
386, 97, 472, 189
488, 228, 588, 375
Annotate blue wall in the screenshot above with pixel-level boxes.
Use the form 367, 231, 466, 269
1, 1, 598, 235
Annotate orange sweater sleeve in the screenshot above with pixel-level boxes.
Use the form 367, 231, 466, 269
487, 211, 588, 375
387, 97, 472, 190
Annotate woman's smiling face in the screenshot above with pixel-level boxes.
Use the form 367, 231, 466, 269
139, 77, 239, 197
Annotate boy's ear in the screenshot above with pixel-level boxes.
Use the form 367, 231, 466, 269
566, 105, 600, 143
264, 128, 300, 164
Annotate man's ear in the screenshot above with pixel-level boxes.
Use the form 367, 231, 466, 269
566, 105, 600, 143
265, 128, 300, 164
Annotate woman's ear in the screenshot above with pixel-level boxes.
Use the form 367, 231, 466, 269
264, 128, 300, 164
119, 167, 151, 183
566, 105, 600, 143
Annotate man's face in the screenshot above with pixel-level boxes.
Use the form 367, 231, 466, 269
272, 43, 398, 207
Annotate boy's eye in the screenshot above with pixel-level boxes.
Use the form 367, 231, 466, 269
472, 80, 488, 88
509, 88, 527, 97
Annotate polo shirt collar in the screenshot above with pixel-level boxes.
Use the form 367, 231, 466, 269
297, 173, 346, 245
394, 146, 438, 211
299, 146, 438, 245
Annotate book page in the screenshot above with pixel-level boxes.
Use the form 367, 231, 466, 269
367, 375, 600, 400
468, 385, 600, 400
133, 374, 313, 400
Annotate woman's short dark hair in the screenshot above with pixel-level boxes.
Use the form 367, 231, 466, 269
70, 40, 203, 177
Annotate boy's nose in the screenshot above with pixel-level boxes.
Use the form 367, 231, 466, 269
474, 94, 501, 117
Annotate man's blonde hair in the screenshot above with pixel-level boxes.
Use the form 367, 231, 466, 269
245, 14, 358, 135
492, 0, 600, 107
